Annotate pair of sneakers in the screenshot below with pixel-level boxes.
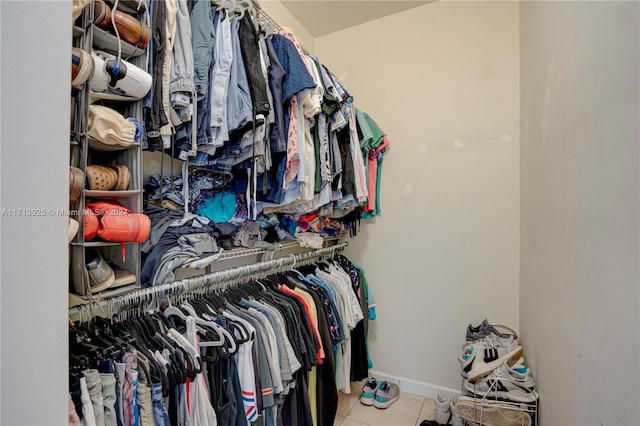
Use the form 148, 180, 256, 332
360, 378, 400, 409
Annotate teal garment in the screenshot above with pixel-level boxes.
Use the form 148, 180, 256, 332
374, 159, 384, 215
356, 108, 385, 152
357, 109, 388, 218
356, 108, 375, 151
196, 190, 237, 223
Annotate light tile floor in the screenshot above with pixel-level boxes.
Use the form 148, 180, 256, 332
335, 381, 436, 426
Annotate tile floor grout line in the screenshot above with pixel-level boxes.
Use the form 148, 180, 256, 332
347, 385, 364, 420
347, 394, 361, 420
416, 397, 427, 426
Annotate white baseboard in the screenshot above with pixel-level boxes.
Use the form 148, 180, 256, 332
368, 369, 461, 401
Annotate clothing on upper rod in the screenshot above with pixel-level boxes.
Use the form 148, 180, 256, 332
70, 253, 377, 426
140, 0, 391, 226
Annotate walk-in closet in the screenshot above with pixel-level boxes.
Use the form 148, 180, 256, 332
0, 1, 638, 425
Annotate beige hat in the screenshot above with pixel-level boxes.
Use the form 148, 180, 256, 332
88, 105, 136, 147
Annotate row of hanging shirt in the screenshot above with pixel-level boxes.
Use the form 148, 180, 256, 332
141, 0, 384, 222
69, 254, 377, 426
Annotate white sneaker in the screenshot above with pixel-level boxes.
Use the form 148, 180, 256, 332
435, 394, 451, 425
450, 399, 464, 426
459, 340, 523, 382
463, 364, 538, 403
463, 333, 519, 351
455, 396, 533, 426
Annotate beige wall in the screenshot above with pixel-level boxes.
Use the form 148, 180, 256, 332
520, 2, 640, 424
259, 0, 315, 52
315, 1, 520, 393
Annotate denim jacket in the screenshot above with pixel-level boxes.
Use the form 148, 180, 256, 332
225, 18, 253, 137
190, 0, 215, 101
206, 10, 233, 152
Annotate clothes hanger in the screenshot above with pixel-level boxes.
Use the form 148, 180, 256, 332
122, 318, 156, 355
215, 0, 234, 14
195, 296, 239, 345
163, 304, 190, 327
189, 298, 239, 353
178, 301, 228, 347
219, 311, 250, 344
154, 331, 190, 386
233, 1, 247, 20
167, 328, 202, 373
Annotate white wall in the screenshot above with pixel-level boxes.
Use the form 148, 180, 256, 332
315, 1, 520, 393
520, 2, 640, 424
0, 1, 71, 424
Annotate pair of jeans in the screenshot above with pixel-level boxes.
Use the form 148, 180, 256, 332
100, 372, 118, 426
70, 374, 85, 422
238, 13, 270, 116
84, 369, 106, 426
191, 1, 216, 148
114, 361, 126, 426
207, 10, 233, 151
80, 376, 97, 426
151, 383, 170, 426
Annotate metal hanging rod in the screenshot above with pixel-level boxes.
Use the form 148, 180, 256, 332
69, 242, 348, 319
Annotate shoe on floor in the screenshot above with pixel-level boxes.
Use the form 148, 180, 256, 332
450, 398, 464, 426
373, 381, 400, 409
435, 394, 451, 425
360, 377, 381, 406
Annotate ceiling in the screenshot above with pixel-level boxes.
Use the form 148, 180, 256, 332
280, 1, 433, 37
